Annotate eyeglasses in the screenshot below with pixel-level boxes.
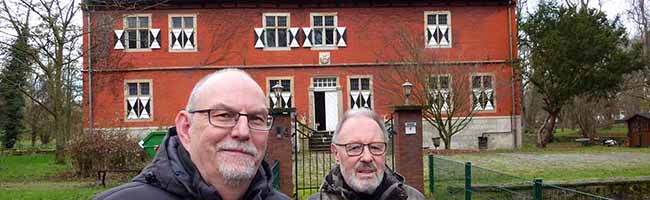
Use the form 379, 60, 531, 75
334, 142, 387, 156
188, 109, 274, 131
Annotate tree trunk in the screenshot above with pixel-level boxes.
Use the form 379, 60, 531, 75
40, 129, 50, 144
536, 115, 550, 148
55, 115, 66, 164
31, 129, 36, 147
444, 137, 451, 150
543, 111, 558, 145
537, 109, 560, 148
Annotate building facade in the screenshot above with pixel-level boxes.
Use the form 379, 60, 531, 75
83, 0, 521, 149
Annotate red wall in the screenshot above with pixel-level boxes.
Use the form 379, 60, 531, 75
82, 4, 519, 128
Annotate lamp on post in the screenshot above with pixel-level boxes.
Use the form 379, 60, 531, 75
272, 83, 284, 109
402, 81, 413, 105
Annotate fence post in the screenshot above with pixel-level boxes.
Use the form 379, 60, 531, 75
465, 162, 472, 200
428, 155, 434, 197
533, 178, 543, 200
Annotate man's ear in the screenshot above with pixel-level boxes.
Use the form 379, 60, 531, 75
331, 143, 340, 164
175, 111, 192, 150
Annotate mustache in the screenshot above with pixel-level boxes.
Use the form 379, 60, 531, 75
355, 162, 377, 171
216, 141, 258, 157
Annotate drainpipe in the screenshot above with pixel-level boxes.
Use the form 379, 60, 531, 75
507, 3, 518, 148
85, 3, 93, 134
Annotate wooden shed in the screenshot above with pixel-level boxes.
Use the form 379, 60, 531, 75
625, 113, 650, 147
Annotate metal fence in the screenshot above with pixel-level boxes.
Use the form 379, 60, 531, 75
271, 160, 280, 190
293, 120, 336, 199
429, 155, 613, 200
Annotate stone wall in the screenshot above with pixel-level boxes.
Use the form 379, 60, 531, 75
423, 116, 522, 149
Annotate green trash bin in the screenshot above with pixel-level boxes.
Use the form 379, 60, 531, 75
139, 131, 167, 157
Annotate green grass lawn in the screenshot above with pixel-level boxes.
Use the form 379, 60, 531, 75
553, 125, 628, 137
0, 153, 127, 200
1, 181, 120, 200
440, 146, 650, 183
429, 144, 650, 199
0, 154, 70, 181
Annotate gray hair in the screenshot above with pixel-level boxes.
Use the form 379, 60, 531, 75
332, 108, 389, 143
185, 68, 254, 111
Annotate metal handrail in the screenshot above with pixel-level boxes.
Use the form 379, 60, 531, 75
295, 120, 319, 138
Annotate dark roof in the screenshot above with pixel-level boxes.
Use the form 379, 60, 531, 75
85, 0, 514, 10
624, 113, 650, 121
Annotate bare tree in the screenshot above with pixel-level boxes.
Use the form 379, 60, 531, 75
22, 75, 53, 146
626, 0, 650, 112
0, 0, 83, 163
375, 28, 490, 149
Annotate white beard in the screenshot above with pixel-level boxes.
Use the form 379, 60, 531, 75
215, 142, 259, 185
340, 162, 384, 194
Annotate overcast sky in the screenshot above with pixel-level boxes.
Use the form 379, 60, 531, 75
525, 0, 638, 36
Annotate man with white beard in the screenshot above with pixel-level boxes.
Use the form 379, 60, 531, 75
309, 109, 425, 200
94, 69, 289, 200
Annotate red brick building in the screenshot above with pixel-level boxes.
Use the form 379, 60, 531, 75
83, 0, 521, 149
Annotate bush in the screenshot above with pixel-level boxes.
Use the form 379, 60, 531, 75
68, 130, 148, 177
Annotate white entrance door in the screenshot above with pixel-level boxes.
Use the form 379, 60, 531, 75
324, 91, 339, 132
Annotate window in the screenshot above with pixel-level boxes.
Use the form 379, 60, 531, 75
311, 14, 337, 47
471, 75, 495, 111
126, 81, 152, 120
425, 11, 451, 48
313, 77, 337, 88
124, 15, 150, 49
349, 77, 372, 109
428, 75, 451, 111
269, 79, 293, 108
263, 13, 290, 49
169, 15, 196, 50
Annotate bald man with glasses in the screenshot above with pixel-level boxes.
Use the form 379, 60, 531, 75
94, 69, 289, 200
309, 109, 425, 200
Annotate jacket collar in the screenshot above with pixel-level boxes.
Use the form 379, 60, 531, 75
320, 165, 408, 200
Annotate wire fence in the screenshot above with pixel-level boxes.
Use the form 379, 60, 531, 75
429, 155, 614, 200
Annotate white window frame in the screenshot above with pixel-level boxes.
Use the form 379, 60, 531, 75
125, 79, 154, 121
267, 77, 295, 108
428, 74, 452, 112
348, 75, 373, 109
310, 12, 338, 50
263, 13, 291, 51
123, 14, 152, 51
424, 11, 452, 48
313, 77, 338, 89
168, 14, 198, 52
470, 74, 496, 112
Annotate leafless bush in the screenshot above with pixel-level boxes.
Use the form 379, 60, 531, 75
68, 130, 147, 177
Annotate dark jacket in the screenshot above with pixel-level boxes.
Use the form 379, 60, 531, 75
93, 127, 290, 200
308, 165, 426, 200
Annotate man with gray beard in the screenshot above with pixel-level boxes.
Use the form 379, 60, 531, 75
94, 69, 289, 200
309, 109, 425, 200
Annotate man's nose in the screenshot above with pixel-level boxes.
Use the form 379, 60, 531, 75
359, 146, 373, 162
231, 115, 251, 140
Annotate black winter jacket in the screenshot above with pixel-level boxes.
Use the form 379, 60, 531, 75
93, 127, 290, 200
308, 165, 426, 200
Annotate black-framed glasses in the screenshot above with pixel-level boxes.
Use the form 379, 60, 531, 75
188, 109, 274, 131
334, 142, 387, 156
